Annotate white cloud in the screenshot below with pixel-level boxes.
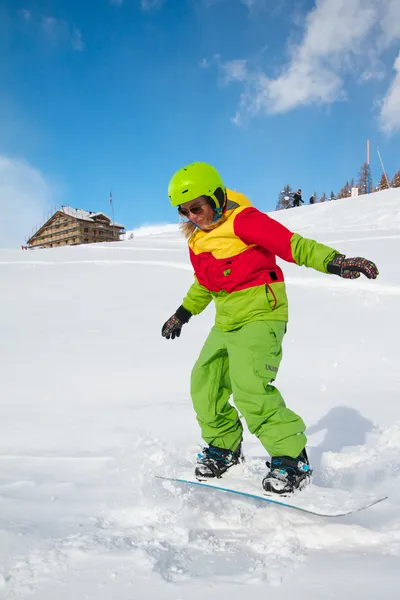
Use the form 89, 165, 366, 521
0, 156, 53, 248
217, 0, 400, 124
359, 51, 386, 82
42, 17, 84, 51
378, 0, 400, 50
18, 11, 84, 51
42, 17, 68, 43
359, 68, 385, 83
71, 27, 84, 51
221, 59, 248, 82
379, 53, 400, 134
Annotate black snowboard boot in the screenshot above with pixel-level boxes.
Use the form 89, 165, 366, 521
195, 444, 242, 480
262, 448, 312, 495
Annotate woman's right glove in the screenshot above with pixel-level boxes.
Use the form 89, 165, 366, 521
161, 305, 192, 339
327, 253, 379, 279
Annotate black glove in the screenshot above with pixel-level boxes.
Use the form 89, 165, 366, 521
327, 254, 379, 280
161, 305, 192, 339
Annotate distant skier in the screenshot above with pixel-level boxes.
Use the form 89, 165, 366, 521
293, 189, 304, 207
161, 162, 379, 495
309, 194, 315, 204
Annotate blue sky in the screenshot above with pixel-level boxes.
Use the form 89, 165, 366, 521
1, 0, 400, 244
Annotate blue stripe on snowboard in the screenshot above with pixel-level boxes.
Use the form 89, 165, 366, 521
155, 475, 387, 517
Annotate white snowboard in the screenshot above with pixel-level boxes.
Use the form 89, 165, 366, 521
156, 463, 387, 517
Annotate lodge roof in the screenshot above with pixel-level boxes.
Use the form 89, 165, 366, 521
60, 206, 124, 228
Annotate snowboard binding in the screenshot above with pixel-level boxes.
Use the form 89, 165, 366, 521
195, 444, 242, 480
262, 449, 312, 495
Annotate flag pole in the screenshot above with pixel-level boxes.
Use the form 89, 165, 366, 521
109, 189, 116, 240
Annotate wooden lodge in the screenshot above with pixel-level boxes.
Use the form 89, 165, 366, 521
26, 207, 125, 249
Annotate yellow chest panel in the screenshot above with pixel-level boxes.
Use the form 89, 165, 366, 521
189, 206, 254, 260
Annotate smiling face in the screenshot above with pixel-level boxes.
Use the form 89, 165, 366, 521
178, 196, 216, 228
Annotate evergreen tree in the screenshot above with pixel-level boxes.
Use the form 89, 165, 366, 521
357, 162, 372, 195
330, 190, 336, 201
276, 184, 293, 210
392, 170, 400, 188
319, 192, 327, 202
337, 181, 351, 199
378, 172, 389, 191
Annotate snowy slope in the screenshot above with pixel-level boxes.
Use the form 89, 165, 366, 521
1, 189, 400, 599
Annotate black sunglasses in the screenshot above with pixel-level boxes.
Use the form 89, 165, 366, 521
178, 202, 207, 218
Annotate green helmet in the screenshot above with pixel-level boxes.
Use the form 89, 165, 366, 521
168, 162, 226, 208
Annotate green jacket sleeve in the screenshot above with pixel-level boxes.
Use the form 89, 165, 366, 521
290, 233, 338, 274
182, 279, 213, 315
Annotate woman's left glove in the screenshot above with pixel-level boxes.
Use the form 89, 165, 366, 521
327, 254, 379, 279
161, 305, 192, 339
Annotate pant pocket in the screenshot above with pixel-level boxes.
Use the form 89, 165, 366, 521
252, 323, 284, 381
254, 357, 280, 382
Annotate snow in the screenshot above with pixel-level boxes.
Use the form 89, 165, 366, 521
59, 206, 124, 228
124, 222, 180, 238
1, 188, 400, 599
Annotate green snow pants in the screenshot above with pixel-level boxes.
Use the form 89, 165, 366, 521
190, 320, 307, 458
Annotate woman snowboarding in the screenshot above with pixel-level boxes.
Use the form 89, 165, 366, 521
161, 162, 378, 494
